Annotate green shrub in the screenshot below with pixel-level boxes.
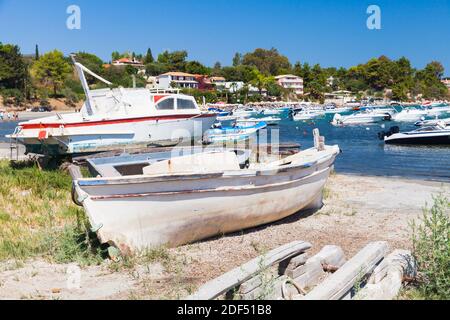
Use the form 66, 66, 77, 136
411, 193, 450, 299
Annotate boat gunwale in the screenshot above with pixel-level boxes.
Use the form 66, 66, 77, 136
86, 165, 332, 200
76, 146, 339, 187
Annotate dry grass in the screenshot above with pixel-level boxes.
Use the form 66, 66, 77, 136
0, 160, 103, 264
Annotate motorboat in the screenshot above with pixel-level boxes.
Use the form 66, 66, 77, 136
262, 107, 291, 116
380, 122, 450, 145
7, 56, 216, 157
331, 111, 389, 125
236, 117, 281, 126
71, 131, 340, 252
415, 116, 450, 127
293, 109, 324, 121
202, 121, 267, 144
391, 106, 428, 122
232, 107, 261, 118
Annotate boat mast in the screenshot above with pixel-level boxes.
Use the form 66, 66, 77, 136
70, 54, 113, 116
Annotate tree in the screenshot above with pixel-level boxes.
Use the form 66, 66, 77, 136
242, 48, 291, 76
232, 52, 242, 66
144, 48, 154, 64
32, 50, 72, 96
0, 43, 28, 92
111, 51, 121, 61
157, 50, 188, 71
35, 44, 39, 61
185, 61, 209, 75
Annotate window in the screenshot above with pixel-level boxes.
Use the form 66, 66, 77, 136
156, 98, 175, 110
177, 99, 196, 110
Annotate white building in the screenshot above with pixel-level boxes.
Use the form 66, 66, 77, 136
156, 72, 199, 89
275, 74, 304, 95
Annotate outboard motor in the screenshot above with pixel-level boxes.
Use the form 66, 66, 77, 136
378, 126, 400, 140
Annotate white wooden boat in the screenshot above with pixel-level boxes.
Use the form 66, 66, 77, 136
72, 136, 340, 253
7, 55, 216, 157
232, 107, 261, 118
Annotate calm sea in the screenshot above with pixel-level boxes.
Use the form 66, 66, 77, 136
1, 114, 449, 181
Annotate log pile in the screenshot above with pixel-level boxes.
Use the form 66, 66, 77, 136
187, 241, 416, 300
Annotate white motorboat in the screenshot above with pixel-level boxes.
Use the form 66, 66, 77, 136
202, 121, 267, 144
331, 111, 389, 125
293, 110, 324, 121
391, 106, 428, 122
72, 133, 340, 252
236, 117, 281, 126
232, 107, 261, 118
7, 56, 216, 157
415, 116, 450, 127
380, 122, 450, 145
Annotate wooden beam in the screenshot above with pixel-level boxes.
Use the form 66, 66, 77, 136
187, 241, 312, 300
296, 241, 389, 300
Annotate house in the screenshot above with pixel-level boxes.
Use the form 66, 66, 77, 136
324, 90, 358, 106
194, 75, 213, 90
275, 74, 304, 95
156, 72, 199, 89
210, 76, 226, 89
112, 57, 144, 68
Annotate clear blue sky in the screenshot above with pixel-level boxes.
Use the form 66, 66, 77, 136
1, 0, 449, 74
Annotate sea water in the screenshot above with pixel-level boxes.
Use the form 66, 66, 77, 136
1, 115, 449, 181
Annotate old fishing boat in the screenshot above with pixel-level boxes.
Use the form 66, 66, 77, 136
71, 131, 340, 253
7, 55, 216, 157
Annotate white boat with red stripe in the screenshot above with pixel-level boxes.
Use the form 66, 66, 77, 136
7, 55, 216, 157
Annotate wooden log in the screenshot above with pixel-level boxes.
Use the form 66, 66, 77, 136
311, 245, 346, 269
292, 259, 325, 290
280, 252, 309, 275
357, 249, 416, 300
368, 249, 416, 284
187, 241, 312, 300
286, 258, 321, 279
240, 275, 288, 300
296, 241, 389, 300
238, 269, 279, 295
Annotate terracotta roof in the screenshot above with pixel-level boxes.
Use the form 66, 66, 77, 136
160, 72, 196, 77
275, 74, 302, 79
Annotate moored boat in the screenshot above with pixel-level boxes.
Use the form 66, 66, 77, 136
71, 133, 340, 252
202, 121, 267, 144
331, 111, 389, 125
236, 117, 281, 126
391, 106, 428, 122
7, 56, 216, 157
380, 122, 450, 145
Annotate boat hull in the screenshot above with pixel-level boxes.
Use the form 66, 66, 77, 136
78, 167, 332, 252
385, 132, 450, 145
74, 147, 339, 252
12, 115, 217, 156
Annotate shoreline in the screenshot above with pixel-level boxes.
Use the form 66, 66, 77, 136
0, 172, 448, 300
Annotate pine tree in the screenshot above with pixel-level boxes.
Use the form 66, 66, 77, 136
144, 48, 154, 64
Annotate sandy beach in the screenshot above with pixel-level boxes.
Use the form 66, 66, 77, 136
0, 173, 447, 300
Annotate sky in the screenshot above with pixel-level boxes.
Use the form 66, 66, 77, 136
1, 0, 449, 73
